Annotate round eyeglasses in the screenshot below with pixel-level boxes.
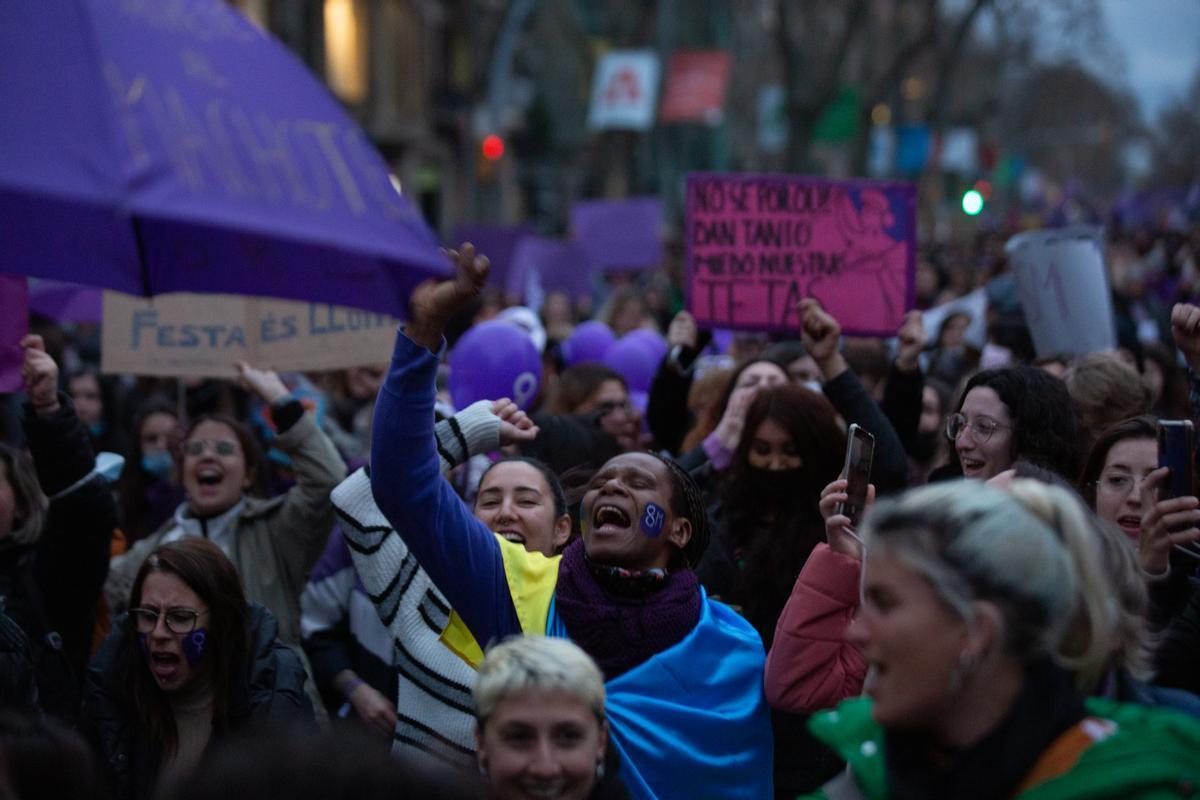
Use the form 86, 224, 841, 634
131, 606, 205, 635
944, 412, 1011, 444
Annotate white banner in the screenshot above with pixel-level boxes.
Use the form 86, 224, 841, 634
587, 51, 659, 131
1006, 226, 1115, 357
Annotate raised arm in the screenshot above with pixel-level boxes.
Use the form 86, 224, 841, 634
238, 362, 347, 590
800, 299, 909, 494
367, 245, 521, 645
21, 336, 117, 675
764, 478, 869, 714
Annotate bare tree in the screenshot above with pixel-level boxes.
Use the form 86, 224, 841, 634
775, 0, 869, 171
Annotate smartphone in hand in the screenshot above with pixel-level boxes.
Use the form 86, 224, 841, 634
836, 424, 875, 529
1157, 420, 1195, 502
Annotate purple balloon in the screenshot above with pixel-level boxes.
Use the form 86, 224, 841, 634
622, 328, 669, 365
563, 320, 616, 366
603, 335, 657, 393
449, 321, 542, 411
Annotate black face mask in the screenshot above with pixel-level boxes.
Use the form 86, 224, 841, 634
743, 467, 816, 506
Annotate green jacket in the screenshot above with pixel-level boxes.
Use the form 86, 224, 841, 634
804, 696, 1200, 799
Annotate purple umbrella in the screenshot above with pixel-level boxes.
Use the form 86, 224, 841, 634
0, 0, 447, 314
28, 280, 103, 325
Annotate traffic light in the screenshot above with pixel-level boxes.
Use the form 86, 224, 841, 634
481, 134, 505, 161
477, 134, 505, 183
961, 189, 984, 216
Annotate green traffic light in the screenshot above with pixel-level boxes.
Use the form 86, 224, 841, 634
961, 189, 984, 216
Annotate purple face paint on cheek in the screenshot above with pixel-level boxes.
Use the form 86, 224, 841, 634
181, 628, 208, 668
641, 503, 666, 537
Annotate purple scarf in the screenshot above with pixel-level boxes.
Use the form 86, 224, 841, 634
554, 540, 702, 680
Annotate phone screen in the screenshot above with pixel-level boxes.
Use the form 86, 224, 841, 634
1157, 420, 1195, 502
838, 425, 875, 528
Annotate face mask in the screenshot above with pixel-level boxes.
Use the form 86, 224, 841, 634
141, 451, 174, 478
802, 380, 823, 394
744, 467, 810, 500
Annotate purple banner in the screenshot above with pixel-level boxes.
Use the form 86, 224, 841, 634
508, 237, 595, 303
452, 223, 535, 294
0, 0, 446, 314
571, 197, 663, 273
0, 275, 29, 393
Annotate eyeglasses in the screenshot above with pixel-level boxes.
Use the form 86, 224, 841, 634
130, 606, 206, 635
944, 413, 1011, 444
183, 439, 238, 457
1095, 471, 1147, 498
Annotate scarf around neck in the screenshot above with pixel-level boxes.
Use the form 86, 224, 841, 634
884, 660, 1086, 800
554, 540, 702, 680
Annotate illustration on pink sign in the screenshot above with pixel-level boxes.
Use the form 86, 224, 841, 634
685, 173, 916, 336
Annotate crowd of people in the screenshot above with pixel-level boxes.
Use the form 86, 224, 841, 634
2, 222, 1200, 799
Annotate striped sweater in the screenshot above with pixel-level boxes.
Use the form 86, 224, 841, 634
333, 401, 497, 766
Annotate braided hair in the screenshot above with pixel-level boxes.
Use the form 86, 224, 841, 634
647, 452, 712, 568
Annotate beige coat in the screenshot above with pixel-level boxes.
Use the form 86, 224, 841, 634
105, 411, 346, 648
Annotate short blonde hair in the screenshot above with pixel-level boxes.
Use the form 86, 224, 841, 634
474, 637, 605, 725
863, 480, 1118, 690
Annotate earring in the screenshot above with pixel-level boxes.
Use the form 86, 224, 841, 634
596, 760, 605, 780
478, 761, 488, 777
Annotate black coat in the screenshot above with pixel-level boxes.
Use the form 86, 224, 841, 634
0, 395, 116, 719
82, 603, 316, 800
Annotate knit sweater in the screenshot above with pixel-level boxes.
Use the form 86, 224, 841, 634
335, 400, 498, 765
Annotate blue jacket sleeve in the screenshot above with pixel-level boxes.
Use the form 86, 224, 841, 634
369, 331, 521, 646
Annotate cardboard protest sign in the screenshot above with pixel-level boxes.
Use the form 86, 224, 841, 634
685, 173, 916, 336
0, 274, 28, 392
1006, 226, 1115, 357
102, 292, 400, 377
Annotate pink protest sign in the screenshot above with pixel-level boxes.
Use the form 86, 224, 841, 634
685, 173, 916, 336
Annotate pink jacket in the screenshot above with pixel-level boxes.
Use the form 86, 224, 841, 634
763, 543, 867, 714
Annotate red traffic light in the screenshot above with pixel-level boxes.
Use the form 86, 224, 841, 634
481, 134, 505, 161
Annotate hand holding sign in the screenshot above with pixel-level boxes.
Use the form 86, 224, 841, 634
799, 299, 847, 381
236, 361, 290, 405
1171, 303, 1200, 373
20, 335, 60, 415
